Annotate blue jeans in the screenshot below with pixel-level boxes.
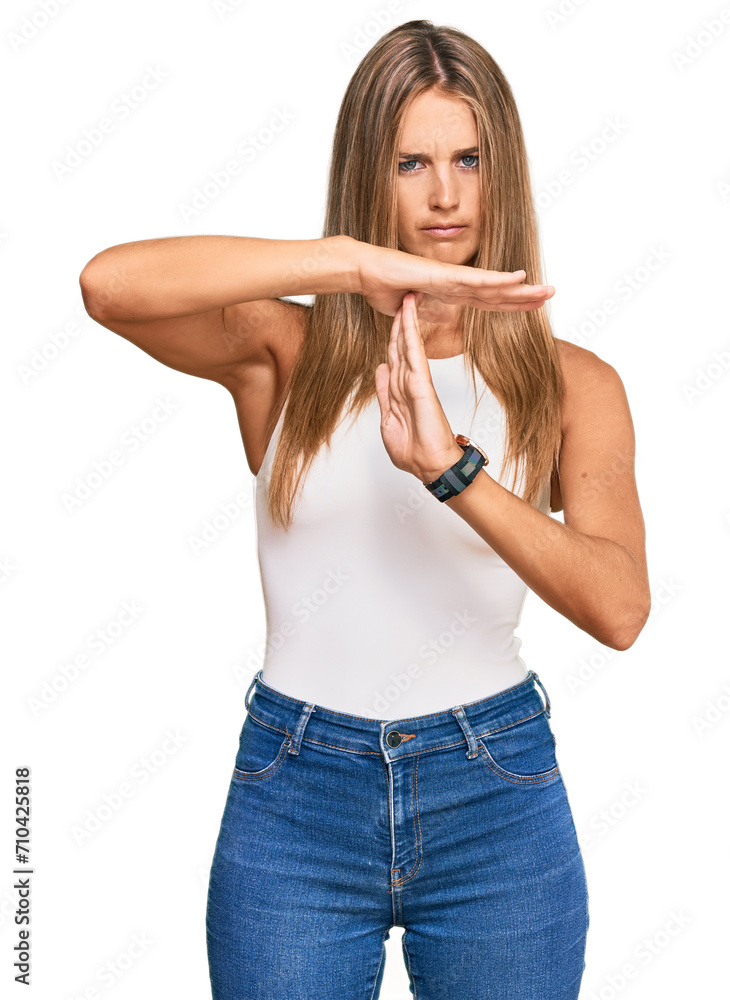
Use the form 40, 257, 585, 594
206, 669, 589, 999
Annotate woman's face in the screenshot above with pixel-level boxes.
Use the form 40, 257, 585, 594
396, 88, 482, 266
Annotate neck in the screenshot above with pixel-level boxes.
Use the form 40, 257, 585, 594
420, 319, 463, 358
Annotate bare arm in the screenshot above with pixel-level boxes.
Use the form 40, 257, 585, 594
77, 234, 358, 385
79, 234, 360, 323
441, 346, 650, 649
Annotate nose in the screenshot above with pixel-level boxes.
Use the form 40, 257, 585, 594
428, 166, 460, 210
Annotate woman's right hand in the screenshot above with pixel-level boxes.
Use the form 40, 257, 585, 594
352, 237, 554, 319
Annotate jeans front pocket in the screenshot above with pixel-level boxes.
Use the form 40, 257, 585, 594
232, 713, 292, 782
477, 709, 560, 785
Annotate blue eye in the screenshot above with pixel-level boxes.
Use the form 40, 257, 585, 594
397, 155, 479, 173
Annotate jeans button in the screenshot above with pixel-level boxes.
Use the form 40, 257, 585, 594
386, 731, 402, 748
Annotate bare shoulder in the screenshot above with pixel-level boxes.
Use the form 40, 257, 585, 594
554, 338, 628, 432
554, 336, 640, 515
549, 339, 631, 514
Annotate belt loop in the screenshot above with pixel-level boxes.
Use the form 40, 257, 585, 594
244, 670, 261, 712
451, 705, 479, 759
287, 702, 316, 756
531, 671, 551, 718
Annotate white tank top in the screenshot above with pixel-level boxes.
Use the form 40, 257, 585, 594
254, 353, 552, 720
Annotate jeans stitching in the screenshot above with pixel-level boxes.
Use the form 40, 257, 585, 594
477, 741, 560, 785
368, 932, 388, 1000
401, 927, 419, 1000
393, 754, 423, 887
231, 737, 292, 781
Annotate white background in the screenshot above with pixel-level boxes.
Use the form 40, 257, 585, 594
2, 0, 729, 997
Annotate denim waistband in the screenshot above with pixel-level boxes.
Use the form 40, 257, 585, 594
242, 669, 552, 762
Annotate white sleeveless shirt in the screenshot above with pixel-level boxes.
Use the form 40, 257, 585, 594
253, 353, 551, 720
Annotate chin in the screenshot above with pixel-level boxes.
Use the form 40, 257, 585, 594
401, 237, 478, 266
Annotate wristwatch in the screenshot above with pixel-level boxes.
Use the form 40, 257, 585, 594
423, 434, 489, 502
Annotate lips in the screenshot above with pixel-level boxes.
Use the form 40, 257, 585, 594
422, 225, 466, 236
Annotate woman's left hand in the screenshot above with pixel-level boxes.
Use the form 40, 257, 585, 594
374, 291, 465, 484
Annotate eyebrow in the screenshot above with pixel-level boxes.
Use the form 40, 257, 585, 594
397, 146, 479, 161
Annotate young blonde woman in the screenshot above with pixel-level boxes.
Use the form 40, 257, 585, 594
80, 19, 650, 1000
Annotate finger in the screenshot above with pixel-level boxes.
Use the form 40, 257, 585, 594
487, 282, 554, 300
395, 296, 412, 401
465, 269, 527, 281
396, 299, 406, 369
389, 308, 407, 408
374, 362, 391, 420
459, 266, 552, 292
401, 293, 428, 376
434, 281, 554, 308
387, 307, 402, 369
470, 287, 554, 310
396, 296, 408, 387
398, 294, 414, 371
490, 270, 530, 282
468, 268, 532, 284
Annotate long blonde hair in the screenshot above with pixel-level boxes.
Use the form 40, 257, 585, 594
266, 18, 563, 531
